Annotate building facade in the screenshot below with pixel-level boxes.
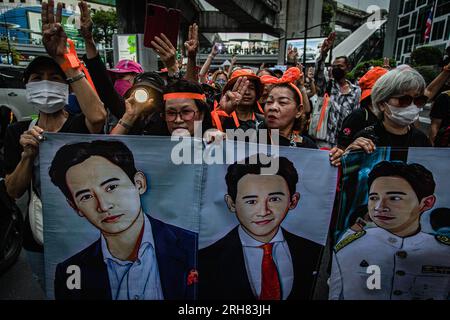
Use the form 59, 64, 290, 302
389, 0, 450, 64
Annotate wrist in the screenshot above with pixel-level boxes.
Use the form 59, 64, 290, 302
84, 38, 95, 46
21, 151, 35, 161
64, 68, 83, 78
122, 113, 138, 124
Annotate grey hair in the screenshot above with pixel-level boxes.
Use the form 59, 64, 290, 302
371, 66, 426, 118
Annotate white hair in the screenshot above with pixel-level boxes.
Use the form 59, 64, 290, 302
371, 66, 426, 118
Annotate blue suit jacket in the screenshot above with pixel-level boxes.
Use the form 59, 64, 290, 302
54, 215, 198, 300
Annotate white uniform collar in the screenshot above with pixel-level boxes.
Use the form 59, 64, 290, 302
369, 227, 429, 248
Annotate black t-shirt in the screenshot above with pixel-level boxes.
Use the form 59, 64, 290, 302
4, 113, 90, 252
278, 135, 318, 149
430, 92, 450, 130
258, 122, 318, 149
221, 113, 265, 131
354, 121, 432, 148
338, 108, 378, 149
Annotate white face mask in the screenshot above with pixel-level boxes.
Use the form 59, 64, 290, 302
26, 80, 69, 114
385, 103, 422, 126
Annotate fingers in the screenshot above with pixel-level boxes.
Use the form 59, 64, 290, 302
79, 0, 89, 17
125, 96, 136, 106
192, 23, 198, 40
20, 136, 39, 150
232, 77, 242, 92
150, 40, 165, 55
48, 0, 55, 25
159, 33, 175, 50
56, 2, 63, 24
30, 126, 45, 141
329, 147, 344, 167
154, 36, 171, 52
238, 79, 249, 96
41, 2, 49, 27
188, 25, 192, 41
346, 138, 376, 154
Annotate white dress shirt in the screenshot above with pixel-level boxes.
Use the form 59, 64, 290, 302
238, 226, 294, 300
101, 214, 164, 300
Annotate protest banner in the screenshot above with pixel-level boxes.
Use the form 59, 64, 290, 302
40, 133, 338, 300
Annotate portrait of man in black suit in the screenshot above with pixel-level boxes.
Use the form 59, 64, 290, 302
198, 155, 323, 300
48, 140, 197, 300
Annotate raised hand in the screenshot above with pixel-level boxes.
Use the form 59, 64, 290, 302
321, 32, 336, 55
231, 55, 238, 65
211, 43, 220, 57
219, 76, 249, 114
124, 95, 155, 122
383, 57, 391, 70
41, 0, 67, 63
184, 23, 199, 57
78, 0, 93, 41
151, 33, 177, 71
305, 67, 313, 79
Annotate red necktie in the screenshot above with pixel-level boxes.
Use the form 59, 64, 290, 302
259, 243, 281, 300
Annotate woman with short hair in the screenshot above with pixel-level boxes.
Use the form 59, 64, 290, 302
347, 66, 431, 153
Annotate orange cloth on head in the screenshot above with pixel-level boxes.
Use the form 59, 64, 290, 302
359, 67, 388, 102
260, 67, 303, 106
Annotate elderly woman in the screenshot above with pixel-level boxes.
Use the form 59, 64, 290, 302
347, 66, 431, 153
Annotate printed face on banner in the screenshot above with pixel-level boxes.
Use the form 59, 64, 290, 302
368, 177, 423, 236
42, 137, 200, 300
198, 151, 337, 300
225, 174, 300, 243
65, 156, 146, 235
330, 149, 450, 301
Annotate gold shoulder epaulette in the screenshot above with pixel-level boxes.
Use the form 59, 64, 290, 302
334, 230, 366, 253
436, 235, 450, 246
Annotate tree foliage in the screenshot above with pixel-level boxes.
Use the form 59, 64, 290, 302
0, 40, 20, 65
321, 0, 335, 36
411, 46, 443, 67
347, 58, 396, 81
92, 9, 117, 48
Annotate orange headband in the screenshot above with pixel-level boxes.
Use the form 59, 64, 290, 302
163, 93, 206, 101
260, 67, 303, 106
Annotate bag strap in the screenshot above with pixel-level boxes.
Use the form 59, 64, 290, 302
316, 93, 330, 132
28, 118, 39, 193
29, 118, 38, 130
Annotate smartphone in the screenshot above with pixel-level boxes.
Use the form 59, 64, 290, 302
144, 2, 181, 50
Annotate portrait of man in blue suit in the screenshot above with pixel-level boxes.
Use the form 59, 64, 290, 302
48, 140, 198, 300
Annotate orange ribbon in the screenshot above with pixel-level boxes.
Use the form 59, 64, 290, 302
163, 93, 206, 101
260, 67, 303, 106
59, 38, 97, 94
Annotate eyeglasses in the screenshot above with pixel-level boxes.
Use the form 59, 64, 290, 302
164, 109, 197, 122
389, 95, 428, 107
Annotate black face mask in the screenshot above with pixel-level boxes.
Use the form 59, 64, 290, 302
332, 67, 346, 81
